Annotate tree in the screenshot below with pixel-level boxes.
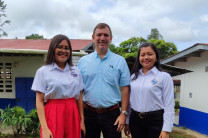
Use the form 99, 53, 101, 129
0, 0, 11, 37
147, 28, 163, 40
108, 35, 178, 71
109, 43, 118, 54
25, 34, 45, 39
117, 37, 147, 58
109, 29, 178, 60
148, 39, 178, 60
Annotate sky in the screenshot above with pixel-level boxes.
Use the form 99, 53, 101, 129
2, 0, 208, 51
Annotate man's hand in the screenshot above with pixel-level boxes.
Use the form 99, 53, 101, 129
114, 113, 126, 132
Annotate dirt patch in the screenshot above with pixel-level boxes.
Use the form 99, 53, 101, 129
173, 126, 208, 138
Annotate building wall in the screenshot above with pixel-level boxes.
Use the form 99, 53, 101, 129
14, 55, 44, 77
173, 51, 208, 113
172, 51, 208, 135
72, 56, 82, 66
0, 55, 44, 99
0, 54, 83, 111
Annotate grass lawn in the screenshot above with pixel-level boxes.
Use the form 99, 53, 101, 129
170, 129, 197, 138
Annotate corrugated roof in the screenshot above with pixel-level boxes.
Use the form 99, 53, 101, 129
0, 39, 92, 51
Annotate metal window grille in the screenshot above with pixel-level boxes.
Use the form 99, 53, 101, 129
0, 62, 13, 93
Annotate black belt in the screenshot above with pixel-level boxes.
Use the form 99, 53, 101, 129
84, 103, 119, 114
132, 109, 164, 118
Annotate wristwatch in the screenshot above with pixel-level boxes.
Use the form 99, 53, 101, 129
121, 110, 128, 115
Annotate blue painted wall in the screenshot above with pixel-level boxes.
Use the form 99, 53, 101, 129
0, 99, 16, 109
179, 106, 208, 135
0, 78, 35, 113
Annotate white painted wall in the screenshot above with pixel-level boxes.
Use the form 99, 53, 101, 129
173, 51, 208, 113
14, 56, 45, 77
72, 56, 82, 66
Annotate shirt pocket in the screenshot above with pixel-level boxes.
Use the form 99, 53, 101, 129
103, 65, 119, 85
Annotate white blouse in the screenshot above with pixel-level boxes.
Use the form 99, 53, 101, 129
31, 63, 84, 102
127, 67, 175, 132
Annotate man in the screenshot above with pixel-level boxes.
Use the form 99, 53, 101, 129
78, 23, 130, 138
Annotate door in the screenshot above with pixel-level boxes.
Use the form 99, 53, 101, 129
15, 78, 36, 112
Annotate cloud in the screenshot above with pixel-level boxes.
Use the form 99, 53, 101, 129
2, 0, 208, 51
200, 14, 208, 23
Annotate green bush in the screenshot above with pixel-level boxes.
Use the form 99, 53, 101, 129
0, 105, 32, 136
175, 99, 180, 110
25, 109, 40, 136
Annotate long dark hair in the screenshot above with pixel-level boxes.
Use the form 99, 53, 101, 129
45, 34, 73, 66
131, 43, 161, 80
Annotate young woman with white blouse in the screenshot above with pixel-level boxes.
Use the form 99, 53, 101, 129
32, 34, 85, 138
124, 43, 175, 138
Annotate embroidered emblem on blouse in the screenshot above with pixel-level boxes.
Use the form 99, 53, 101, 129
71, 73, 77, 77
151, 78, 158, 86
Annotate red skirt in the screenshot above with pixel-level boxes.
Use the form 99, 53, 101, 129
41, 98, 81, 138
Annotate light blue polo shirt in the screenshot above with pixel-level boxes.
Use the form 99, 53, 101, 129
78, 50, 130, 108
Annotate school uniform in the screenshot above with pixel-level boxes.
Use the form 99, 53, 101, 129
126, 67, 175, 138
31, 63, 84, 138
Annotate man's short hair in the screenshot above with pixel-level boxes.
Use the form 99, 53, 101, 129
93, 23, 112, 36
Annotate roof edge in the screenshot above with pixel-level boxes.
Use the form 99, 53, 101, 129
161, 43, 208, 64
0, 49, 88, 56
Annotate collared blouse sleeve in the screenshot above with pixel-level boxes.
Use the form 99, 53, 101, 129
126, 74, 135, 124
31, 67, 47, 93
126, 104, 132, 124
162, 73, 175, 132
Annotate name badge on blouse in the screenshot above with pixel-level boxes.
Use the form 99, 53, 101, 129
151, 78, 158, 86
71, 73, 77, 77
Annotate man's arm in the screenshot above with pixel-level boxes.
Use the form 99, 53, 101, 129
114, 86, 130, 132
120, 86, 130, 112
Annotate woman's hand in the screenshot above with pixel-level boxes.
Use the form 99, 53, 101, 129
81, 118, 86, 136
159, 131, 170, 138
36, 92, 52, 138
42, 128, 53, 138
124, 124, 131, 137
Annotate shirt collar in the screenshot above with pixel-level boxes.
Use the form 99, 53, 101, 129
139, 66, 158, 75
93, 49, 111, 59
49, 62, 70, 71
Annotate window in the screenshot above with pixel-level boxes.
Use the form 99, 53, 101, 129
0, 62, 13, 93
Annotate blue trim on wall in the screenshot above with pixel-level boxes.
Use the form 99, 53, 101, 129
0, 98, 16, 109
179, 106, 208, 135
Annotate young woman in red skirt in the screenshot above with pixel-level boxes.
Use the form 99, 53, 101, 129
32, 34, 85, 138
